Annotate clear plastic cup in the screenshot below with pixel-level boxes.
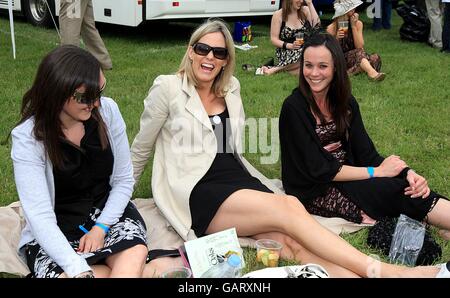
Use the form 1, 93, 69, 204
255, 239, 283, 268
160, 266, 192, 278
295, 32, 304, 46
338, 21, 349, 36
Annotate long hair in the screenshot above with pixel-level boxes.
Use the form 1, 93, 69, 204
15, 45, 109, 169
282, 0, 307, 22
177, 19, 236, 97
299, 33, 351, 137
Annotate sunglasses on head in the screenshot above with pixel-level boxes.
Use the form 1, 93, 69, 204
72, 79, 107, 105
192, 43, 228, 60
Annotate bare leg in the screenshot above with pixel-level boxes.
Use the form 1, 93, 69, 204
262, 65, 283, 75
58, 265, 110, 278
253, 231, 360, 277
143, 256, 184, 278
91, 264, 112, 277
427, 198, 450, 231
360, 58, 379, 78
262, 62, 300, 76
105, 244, 148, 277
206, 190, 439, 277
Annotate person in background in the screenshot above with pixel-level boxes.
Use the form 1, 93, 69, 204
260, 0, 320, 75
442, 0, 450, 53
372, 0, 392, 30
279, 33, 450, 249
327, 0, 386, 81
59, 0, 112, 70
10, 46, 148, 278
132, 20, 449, 278
425, 0, 443, 49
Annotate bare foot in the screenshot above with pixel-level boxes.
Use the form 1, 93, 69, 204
262, 66, 278, 75
399, 265, 440, 278
142, 256, 184, 278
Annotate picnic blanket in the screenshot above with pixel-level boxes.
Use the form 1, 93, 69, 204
0, 180, 370, 277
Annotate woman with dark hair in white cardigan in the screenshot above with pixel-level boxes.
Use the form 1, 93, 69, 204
11, 46, 148, 278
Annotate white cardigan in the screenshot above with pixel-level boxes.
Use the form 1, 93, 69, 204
11, 97, 134, 277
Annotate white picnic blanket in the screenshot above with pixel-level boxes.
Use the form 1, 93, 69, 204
0, 180, 370, 277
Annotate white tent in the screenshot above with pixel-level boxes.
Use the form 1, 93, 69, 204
7, 0, 16, 59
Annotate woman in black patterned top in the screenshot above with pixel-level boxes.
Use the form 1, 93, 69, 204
280, 33, 450, 241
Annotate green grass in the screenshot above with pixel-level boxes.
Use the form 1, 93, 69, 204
0, 11, 449, 276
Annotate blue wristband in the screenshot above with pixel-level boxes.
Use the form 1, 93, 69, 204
78, 225, 89, 234
95, 222, 110, 234
367, 167, 375, 178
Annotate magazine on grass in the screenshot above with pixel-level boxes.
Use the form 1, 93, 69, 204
183, 228, 244, 278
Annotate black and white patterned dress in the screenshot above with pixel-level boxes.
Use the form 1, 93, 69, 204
275, 21, 319, 67
24, 118, 147, 278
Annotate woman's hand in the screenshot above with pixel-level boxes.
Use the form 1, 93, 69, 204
288, 42, 301, 50
77, 226, 106, 253
336, 29, 345, 39
304, 0, 313, 5
350, 13, 359, 27
375, 155, 407, 178
404, 170, 430, 199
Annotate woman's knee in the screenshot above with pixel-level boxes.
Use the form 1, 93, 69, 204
284, 195, 307, 214
120, 244, 149, 262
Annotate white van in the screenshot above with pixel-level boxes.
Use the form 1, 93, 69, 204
1, 0, 280, 27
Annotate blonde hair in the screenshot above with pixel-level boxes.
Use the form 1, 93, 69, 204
178, 19, 236, 97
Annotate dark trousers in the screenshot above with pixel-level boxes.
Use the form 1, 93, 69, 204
443, 3, 450, 52
373, 0, 392, 30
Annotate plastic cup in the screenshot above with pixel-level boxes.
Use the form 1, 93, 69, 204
295, 32, 304, 46
255, 239, 283, 268
338, 21, 349, 36
160, 267, 192, 278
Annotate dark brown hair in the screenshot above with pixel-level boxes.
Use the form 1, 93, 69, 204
282, 0, 307, 23
299, 33, 351, 137
15, 45, 108, 169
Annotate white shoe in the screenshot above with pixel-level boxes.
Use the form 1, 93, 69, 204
255, 67, 264, 75
436, 262, 450, 278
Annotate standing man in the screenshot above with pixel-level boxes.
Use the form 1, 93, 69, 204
372, 0, 392, 30
443, 0, 450, 53
59, 0, 112, 70
425, 0, 442, 48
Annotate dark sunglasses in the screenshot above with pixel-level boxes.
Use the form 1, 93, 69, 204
72, 79, 107, 105
192, 43, 228, 60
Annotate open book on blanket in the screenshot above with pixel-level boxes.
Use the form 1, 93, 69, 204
180, 228, 244, 278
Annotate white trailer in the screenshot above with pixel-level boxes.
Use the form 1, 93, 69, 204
1, 0, 280, 27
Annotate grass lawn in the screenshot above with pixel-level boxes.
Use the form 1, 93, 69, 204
0, 11, 449, 277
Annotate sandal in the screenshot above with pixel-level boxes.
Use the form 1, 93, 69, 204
242, 64, 255, 72
369, 72, 386, 82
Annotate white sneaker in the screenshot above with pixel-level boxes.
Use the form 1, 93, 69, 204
255, 67, 264, 75
436, 262, 450, 278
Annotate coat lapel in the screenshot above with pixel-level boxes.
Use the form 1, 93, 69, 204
182, 74, 213, 132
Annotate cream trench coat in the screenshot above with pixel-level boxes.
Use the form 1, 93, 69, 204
131, 74, 282, 241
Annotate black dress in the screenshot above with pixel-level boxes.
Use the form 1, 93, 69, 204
25, 118, 147, 278
189, 108, 272, 237
280, 89, 445, 224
